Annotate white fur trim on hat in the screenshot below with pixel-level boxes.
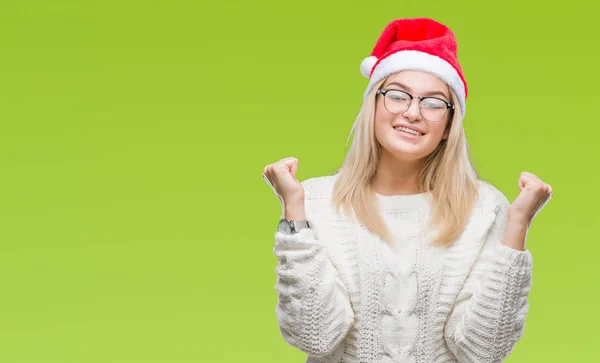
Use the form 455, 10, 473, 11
360, 56, 378, 78
363, 50, 466, 116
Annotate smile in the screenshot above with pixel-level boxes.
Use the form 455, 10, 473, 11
393, 126, 424, 136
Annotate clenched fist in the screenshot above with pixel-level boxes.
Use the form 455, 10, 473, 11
509, 171, 553, 224
263, 157, 305, 219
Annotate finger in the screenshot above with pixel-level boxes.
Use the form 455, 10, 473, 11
521, 172, 537, 182
535, 189, 553, 216
281, 157, 298, 172
535, 181, 547, 193
522, 173, 543, 189
264, 164, 274, 177
519, 173, 532, 190
523, 171, 541, 181
518, 175, 526, 190
290, 158, 299, 178
544, 184, 553, 198
281, 156, 296, 163
520, 172, 539, 190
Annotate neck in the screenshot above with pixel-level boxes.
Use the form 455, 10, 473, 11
372, 151, 425, 196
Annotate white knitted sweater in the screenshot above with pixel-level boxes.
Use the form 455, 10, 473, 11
273, 174, 533, 363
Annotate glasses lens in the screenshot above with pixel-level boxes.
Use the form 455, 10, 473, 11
384, 90, 411, 113
420, 98, 448, 122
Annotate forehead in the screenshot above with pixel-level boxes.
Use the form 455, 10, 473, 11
384, 70, 449, 94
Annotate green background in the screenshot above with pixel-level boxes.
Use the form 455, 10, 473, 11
0, 0, 597, 362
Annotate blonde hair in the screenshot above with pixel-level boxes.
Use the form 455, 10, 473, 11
331, 76, 479, 247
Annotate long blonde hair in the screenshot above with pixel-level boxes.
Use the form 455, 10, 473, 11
331, 76, 480, 247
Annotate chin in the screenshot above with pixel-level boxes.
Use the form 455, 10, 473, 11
390, 150, 429, 162
383, 141, 433, 161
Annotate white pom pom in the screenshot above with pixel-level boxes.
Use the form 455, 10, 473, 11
360, 56, 378, 78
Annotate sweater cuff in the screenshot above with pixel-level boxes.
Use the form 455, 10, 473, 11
495, 244, 533, 270
274, 228, 318, 250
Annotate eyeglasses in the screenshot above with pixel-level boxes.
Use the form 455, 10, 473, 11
376, 88, 454, 122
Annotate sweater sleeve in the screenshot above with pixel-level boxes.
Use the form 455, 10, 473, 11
273, 227, 355, 358
444, 193, 533, 363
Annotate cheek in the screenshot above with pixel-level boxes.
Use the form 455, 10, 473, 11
375, 97, 394, 119
425, 122, 450, 146
428, 123, 446, 139
374, 101, 393, 131
374, 115, 393, 142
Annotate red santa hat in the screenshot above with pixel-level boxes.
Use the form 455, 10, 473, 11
360, 18, 468, 117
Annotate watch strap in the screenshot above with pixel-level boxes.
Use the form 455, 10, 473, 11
278, 218, 311, 235
290, 220, 310, 232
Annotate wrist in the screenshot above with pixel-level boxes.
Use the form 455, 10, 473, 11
284, 206, 306, 221
503, 216, 530, 251
281, 195, 306, 221
507, 210, 531, 228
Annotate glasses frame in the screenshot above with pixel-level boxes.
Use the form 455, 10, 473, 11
376, 88, 454, 122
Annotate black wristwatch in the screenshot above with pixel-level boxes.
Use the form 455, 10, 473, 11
277, 218, 310, 235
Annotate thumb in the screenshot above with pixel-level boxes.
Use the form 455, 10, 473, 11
518, 172, 533, 192
518, 176, 526, 191
290, 158, 299, 179
281, 157, 298, 178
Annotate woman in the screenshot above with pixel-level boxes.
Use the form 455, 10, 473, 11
262, 18, 552, 363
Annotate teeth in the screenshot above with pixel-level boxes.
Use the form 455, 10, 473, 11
394, 126, 423, 136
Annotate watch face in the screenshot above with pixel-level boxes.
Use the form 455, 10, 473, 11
277, 219, 293, 234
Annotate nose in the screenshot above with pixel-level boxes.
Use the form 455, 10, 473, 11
402, 98, 421, 122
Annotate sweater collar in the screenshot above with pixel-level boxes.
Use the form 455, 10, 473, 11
375, 191, 432, 212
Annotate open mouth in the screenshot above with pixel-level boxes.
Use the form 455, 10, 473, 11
393, 126, 424, 136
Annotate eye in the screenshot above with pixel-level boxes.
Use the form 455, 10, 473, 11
387, 91, 410, 102
421, 98, 446, 109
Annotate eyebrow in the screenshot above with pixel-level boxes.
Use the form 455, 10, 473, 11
384, 81, 449, 99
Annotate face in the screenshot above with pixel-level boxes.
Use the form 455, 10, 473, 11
374, 70, 452, 163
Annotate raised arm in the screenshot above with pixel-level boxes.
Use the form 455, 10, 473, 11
445, 174, 552, 362
264, 158, 354, 358
443, 193, 533, 362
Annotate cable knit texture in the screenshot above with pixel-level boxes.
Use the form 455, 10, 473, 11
273, 174, 533, 363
